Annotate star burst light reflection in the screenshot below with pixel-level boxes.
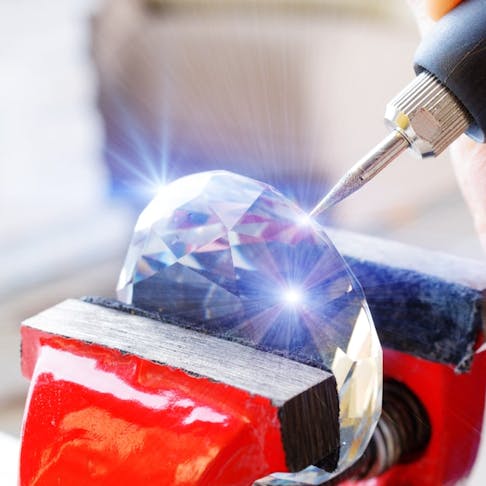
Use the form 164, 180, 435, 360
281, 286, 305, 307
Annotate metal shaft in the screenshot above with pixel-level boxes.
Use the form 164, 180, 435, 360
309, 72, 471, 219
310, 130, 409, 218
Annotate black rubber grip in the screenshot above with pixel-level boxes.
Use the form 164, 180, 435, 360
414, 0, 486, 142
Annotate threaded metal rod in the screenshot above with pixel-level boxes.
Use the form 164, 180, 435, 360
323, 379, 431, 485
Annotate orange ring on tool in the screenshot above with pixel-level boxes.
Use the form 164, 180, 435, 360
427, 0, 464, 19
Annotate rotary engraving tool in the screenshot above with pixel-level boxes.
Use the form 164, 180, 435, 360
311, 0, 486, 217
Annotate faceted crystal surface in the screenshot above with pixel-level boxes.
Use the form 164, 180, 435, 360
117, 171, 382, 482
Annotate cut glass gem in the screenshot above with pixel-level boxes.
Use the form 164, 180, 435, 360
117, 170, 382, 483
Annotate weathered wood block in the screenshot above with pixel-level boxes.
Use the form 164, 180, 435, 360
327, 228, 486, 372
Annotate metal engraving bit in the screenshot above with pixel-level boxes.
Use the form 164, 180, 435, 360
310, 71, 471, 218
310, 131, 409, 216
309, 0, 486, 218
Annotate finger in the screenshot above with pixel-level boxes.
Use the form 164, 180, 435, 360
450, 137, 486, 252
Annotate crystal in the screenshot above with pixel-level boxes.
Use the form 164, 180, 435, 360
117, 170, 382, 482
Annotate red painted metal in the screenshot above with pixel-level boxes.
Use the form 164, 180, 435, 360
348, 348, 486, 486
20, 327, 288, 486
20, 325, 486, 485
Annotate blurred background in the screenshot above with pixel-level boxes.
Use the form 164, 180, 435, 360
0, 0, 484, 482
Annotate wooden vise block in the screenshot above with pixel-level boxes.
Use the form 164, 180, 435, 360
327, 228, 486, 371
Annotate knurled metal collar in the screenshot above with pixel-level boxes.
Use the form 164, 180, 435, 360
385, 71, 471, 157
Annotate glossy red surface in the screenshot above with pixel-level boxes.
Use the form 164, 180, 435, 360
21, 325, 486, 485
347, 348, 486, 486
20, 327, 288, 486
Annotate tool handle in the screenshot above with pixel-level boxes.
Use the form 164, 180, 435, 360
414, 0, 486, 142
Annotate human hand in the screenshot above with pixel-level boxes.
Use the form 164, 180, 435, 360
408, 0, 486, 253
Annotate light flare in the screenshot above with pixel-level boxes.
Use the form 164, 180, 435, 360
281, 287, 304, 307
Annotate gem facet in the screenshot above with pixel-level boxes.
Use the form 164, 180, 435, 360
117, 170, 382, 482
